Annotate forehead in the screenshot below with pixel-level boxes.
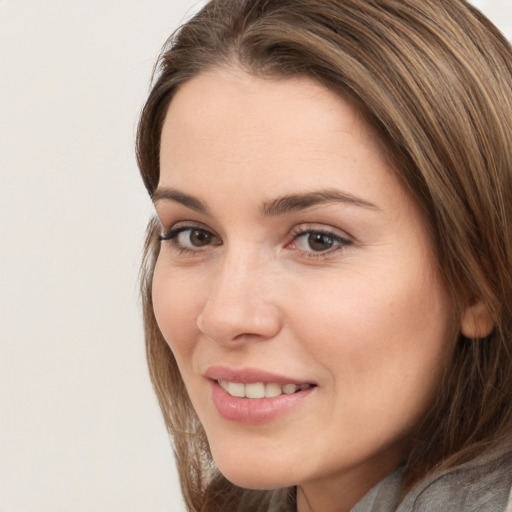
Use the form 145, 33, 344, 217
162, 66, 377, 142
159, 67, 390, 192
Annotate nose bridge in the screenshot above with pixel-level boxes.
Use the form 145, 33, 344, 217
210, 250, 258, 309
197, 246, 281, 344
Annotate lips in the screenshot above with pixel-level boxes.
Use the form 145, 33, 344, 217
205, 366, 317, 424
205, 365, 315, 386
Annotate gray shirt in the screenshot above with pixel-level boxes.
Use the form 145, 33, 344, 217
351, 451, 512, 511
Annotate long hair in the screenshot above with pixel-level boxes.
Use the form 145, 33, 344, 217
137, 1, 512, 510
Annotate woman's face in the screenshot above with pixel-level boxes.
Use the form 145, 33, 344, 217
152, 67, 455, 508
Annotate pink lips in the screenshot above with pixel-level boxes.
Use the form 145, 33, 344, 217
205, 366, 316, 424
205, 366, 312, 385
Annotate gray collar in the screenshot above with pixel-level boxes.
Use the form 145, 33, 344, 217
350, 451, 512, 512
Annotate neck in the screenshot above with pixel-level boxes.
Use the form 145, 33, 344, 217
295, 451, 404, 512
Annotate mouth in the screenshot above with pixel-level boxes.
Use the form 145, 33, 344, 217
217, 380, 314, 399
205, 366, 317, 424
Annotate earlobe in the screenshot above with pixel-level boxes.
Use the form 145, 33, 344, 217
460, 300, 494, 339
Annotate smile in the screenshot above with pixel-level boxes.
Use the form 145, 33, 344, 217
218, 380, 314, 399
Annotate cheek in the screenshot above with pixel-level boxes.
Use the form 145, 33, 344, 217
151, 259, 205, 361
285, 263, 454, 413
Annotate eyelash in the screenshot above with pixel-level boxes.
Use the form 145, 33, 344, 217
158, 223, 352, 258
288, 226, 352, 259
158, 224, 220, 255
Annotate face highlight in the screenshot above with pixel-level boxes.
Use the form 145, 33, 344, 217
151, 67, 455, 510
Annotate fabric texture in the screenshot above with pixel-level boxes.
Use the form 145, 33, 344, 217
505, 486, 512, 512
351, 451, 512, 512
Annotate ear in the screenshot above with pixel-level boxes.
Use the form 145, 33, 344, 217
460, 300, 494, 339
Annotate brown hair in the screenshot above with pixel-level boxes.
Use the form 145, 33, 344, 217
137, 1, 512, 510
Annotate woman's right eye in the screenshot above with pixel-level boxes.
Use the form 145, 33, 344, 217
159, 226, 220, 252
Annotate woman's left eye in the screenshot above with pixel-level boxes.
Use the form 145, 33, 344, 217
290, 229, 351, 255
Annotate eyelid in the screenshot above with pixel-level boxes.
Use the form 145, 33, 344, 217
159, 221, 216, 241
288, 223, 352, 242
286, 223, 353, 257
158, 222, 221, 258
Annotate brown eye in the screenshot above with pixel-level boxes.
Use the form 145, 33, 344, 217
175, 228, 218, 249
189, 229, 212, 247
292, 229, 351, 255
307, 232, 335, 252
159, 226, 220, 252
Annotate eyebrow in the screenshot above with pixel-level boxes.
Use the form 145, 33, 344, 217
152, 187, 378, 216
153, 187, 210, 214
262, 189, 378, 216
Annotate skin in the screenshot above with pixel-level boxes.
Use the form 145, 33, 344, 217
152, 66, 457, 512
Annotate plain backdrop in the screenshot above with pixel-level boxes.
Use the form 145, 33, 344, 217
1, 1, 510, 511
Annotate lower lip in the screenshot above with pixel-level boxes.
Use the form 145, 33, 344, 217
209, 380, 315, 424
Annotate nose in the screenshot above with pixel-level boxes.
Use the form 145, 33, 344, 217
196, 253, 282, 345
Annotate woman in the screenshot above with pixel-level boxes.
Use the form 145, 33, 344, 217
137, 0, 512, 510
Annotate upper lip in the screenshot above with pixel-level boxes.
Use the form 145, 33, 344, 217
204, 365, 316, 386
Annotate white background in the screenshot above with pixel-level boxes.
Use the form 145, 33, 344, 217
1, 1, 510, 511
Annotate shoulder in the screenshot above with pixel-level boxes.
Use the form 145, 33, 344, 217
397, 451, 512, 512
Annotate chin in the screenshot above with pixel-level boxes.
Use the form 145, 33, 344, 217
220, 468, 294, 490
210, 446, 298, 490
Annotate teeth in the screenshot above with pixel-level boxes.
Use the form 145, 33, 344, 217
282, 384, 298, 394
219, 380, 230, 392
264, 383, 282, 398
228, 382, 245, 398
245, 382, 265, 398
218, 380, 311, 399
